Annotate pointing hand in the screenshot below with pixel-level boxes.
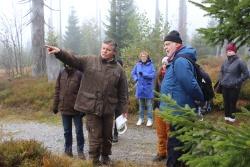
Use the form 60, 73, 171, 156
45, 45, 60, 55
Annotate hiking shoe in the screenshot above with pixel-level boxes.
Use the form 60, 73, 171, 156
146, 119, 153, 127
64, 151, 73, 157
112, 135, 118, 143
101, 155, 111, 165
225, 116, 236, 122
78, 152, 86, 160
136, 118, 144, 126
92, 159, 102, 166
152, 154, 167, 162
228, 116, 236, 122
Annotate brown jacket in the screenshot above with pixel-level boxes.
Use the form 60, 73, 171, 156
55, 50, 128, 116
53, 68, 82, 115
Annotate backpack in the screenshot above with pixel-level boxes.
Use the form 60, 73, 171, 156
174, 55, 214, 112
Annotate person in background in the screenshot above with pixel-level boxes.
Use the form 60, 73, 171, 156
131, 51, 156, 127
46, 39, 128, 166
112, 59, 124, 143
218, 43, 249, 122
160, 30, 204, 167
152, 56, 170, 162
53, 64, 85, 159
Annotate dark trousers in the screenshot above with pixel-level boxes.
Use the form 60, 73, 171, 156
113, 111, 119, 137
62, 114, 84, 154
86, 114, 113, 159
166, 126, 185, 167
222, 87, 240, 117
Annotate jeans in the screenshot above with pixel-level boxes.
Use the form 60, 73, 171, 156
62, 114, 84, 154
138, 98, 153, 121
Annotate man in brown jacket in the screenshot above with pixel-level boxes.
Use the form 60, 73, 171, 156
46, 40, 128, 166
53, 64, 85, 159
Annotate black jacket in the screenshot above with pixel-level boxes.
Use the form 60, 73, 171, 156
219, 55, 249, 88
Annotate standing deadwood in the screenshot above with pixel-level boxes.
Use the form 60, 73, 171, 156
155, 0, 160, 26
0, 12, 23, 77
46, 0, 61, 81
31, 0, 46, 76
178, 0, 187, 43
165, 0, 168, 28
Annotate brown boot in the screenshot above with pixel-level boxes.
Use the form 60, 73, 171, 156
152, 154, 167, 162
78, 152, 86, 160
91, 156, 101, 166
101, 155, 111, 165
64, 151, 73, 157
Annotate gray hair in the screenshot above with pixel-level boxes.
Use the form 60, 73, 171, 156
103, 39, 118, 52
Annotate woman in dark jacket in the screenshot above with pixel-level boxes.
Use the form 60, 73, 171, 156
219, 43, 249, 122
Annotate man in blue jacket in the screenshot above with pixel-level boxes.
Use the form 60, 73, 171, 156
160, 30, 204, 167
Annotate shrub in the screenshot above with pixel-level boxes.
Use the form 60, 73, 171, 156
0, 140, 91, 167
240, 80, 250, 100
198, 56, 224, 81
0, 77, 54, 111
128, 95, 138, 114
213, 93, 224, 111
0, 140, 47, 167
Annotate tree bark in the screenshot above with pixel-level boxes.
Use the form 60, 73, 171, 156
31, 0, 46, 76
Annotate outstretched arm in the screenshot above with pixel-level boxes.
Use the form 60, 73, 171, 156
45, 45, 85, 72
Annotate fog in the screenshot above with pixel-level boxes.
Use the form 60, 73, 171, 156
0, 0, 209, 44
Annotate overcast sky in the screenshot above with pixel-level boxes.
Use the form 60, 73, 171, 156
0, 0, 209, 42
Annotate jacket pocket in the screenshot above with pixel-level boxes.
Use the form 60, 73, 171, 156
105, 97, 118, 115
75, 92, 96, 112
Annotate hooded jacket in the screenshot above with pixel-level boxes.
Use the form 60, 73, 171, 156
131, 58, 156, 99
160, 46, 204, 109
219, 55, 249, 88
53, 68, 82, 115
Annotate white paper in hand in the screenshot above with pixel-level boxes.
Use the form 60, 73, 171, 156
115, 114, 127, 135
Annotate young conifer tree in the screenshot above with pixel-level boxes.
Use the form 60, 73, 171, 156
159, 94, 250, 167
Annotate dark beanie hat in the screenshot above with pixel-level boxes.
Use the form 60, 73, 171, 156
164, 30, 182, 44
226, 43, 237, 52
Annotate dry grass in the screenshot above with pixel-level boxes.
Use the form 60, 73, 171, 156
0, 138, 163, 167
0, 77, 58, 123
0, 140, 92, 167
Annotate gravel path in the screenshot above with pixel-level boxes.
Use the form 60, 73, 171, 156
0, 119, 165, 166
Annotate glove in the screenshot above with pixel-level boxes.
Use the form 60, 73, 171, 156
138, 72, 143, 76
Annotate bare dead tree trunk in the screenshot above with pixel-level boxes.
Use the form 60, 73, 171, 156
31, 0, 46, 76
46, 0, 61, 81
165, 0, 168, 28
155, 0, 160, 26
178, 0, 187, 43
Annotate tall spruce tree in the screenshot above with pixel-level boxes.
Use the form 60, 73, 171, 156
63, 7, 81, 54
106, 0, 136, 55
189, 0, 250, 48
80, 20, 101, 55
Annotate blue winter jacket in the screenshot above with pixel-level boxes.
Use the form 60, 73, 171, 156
131, 59, 156, 99
160, 46, 204, 110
